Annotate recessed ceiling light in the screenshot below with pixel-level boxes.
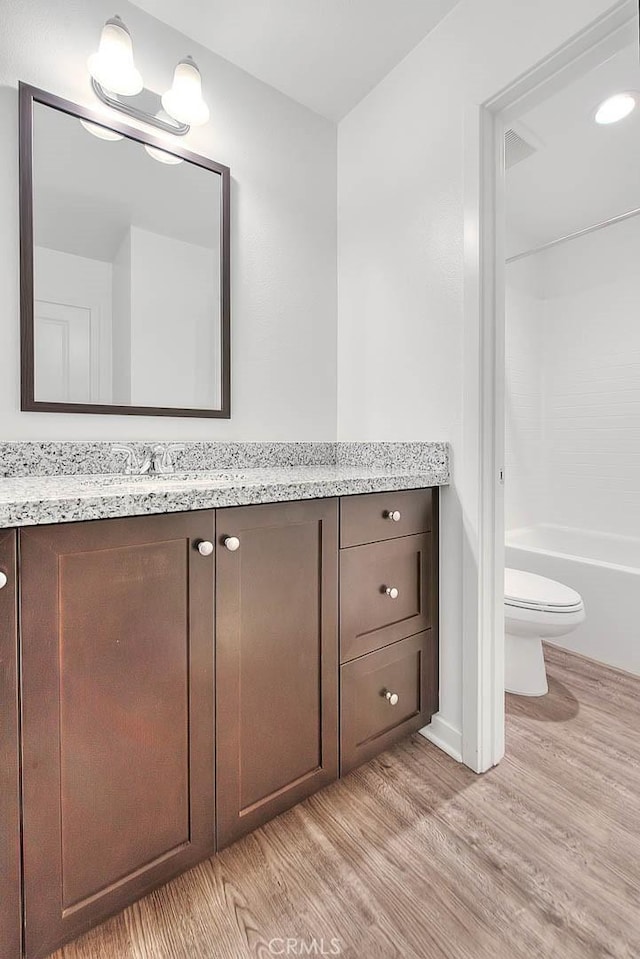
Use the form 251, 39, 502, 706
595, 93, 636, 125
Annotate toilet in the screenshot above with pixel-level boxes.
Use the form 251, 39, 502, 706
504, 568, 586, 696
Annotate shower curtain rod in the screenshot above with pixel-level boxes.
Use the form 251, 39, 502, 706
506, 205, 640, 263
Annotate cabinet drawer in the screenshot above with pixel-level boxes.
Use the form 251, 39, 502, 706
341, 631, 436, 775
340, 533, 432, 662
340, 489, 433, 548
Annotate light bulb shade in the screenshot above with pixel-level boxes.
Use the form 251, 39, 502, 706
144, 143, 183, 165
88, 16, 143, 96
162, 57, 210, 126
79, 118, 124, 141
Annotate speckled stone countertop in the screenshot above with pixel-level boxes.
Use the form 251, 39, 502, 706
0, 442, 449, 528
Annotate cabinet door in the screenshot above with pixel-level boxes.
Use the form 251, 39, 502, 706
0, 530, 21, 959
20, 512, 215, 959
216, 499, 338, 848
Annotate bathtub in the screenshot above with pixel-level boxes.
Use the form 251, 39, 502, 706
505, 525, 640, 676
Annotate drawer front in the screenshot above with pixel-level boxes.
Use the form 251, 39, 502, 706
340, 489, 433, 548
340, 533, 432, 662
341, 631, 436, 775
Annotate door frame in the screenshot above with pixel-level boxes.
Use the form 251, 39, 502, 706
462, 0, 637, 772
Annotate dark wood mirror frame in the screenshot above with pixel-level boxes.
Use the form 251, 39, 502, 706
19, 82, 231, 419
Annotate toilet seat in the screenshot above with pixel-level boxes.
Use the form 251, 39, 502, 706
505, 568, 583, 614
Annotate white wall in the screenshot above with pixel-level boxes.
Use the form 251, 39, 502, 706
337, 0, 622, 748
0, 0, 336, 439
112, 231, 132, 406
506, 215, 640, 540
504, 256, 544, 533
127, 227, 220, 410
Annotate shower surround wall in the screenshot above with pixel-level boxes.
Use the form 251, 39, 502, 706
505, 254, 544, 534
506, 214, 640, 542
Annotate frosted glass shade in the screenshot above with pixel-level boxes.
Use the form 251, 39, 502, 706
162, 57, 210, 127
88, 16, 143, 97
79, 119, 124, 141
144, 144, 184, 165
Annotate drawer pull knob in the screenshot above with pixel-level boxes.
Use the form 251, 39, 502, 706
196, 540, 214, 557
0, 571, 7, 590
384, 586, 399, 599
224, 536, 240, 552
385, 510, 401, 522
384, 690, 399, 706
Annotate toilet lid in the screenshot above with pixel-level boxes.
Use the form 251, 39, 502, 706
505, 568, 583, 611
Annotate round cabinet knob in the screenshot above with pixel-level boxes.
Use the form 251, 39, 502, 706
224, 536, 240, 552
384, 690, 399, 706
385, 586, 399, 599
385, 510, 401, 522
0, 571, 7, 590
196, 540, 214, 557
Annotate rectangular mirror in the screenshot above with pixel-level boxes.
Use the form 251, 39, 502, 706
19, 84, 230, 418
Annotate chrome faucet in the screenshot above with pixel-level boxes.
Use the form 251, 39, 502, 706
150, 444, 184, 475
111, 445, 142, 475
112, 444, 184, 475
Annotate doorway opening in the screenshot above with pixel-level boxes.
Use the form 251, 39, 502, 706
463, 0, 638, 771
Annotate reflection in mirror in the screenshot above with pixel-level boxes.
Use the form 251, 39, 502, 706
25, 91, 229, 416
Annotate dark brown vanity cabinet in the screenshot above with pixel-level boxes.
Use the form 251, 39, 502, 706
0, 530, 21, 959
339, 489, 439, 775
215, 499, 339, 848
19, 513, 216, 959
7, 489, 438, 958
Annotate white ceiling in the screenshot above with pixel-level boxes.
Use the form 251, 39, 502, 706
130, 0, 460, 120
506, 43, 640, 255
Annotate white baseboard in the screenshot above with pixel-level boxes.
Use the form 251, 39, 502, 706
419, 713, 463, 763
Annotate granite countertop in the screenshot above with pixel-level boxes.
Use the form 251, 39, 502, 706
0, 461, 449, 528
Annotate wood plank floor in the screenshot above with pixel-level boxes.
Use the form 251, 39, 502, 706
56, 645, 640, 959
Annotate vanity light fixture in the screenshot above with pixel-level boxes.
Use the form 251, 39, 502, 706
595, 92, 636, 125
88, 16, 211, 137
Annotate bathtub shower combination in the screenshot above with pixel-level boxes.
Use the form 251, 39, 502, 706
505, 191, 640, 691
506, 525, 640, 678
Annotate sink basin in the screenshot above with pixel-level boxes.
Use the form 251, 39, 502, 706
74, 470, 257, 490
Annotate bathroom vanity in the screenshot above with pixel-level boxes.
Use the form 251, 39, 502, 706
4, 89, 448, 957
0, 443, 447, 959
